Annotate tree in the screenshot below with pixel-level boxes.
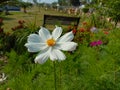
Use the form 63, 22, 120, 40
58, 0, 70, 6
0, 0, 32, 14
19, 1, 33, 13
70, 0, 81, 6
0, 0, 10, 4
33, 0, 38, 4
0, 0, 22, 4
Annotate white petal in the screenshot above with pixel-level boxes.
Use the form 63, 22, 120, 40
50, 49, 66, 61
34, 49, 49, 64
52, 26, 62, 40
2, 73, 5, 78
25, 43, 47, 52
0, 73, 7, 82
58, 31, 74, 42
0, 79, 3, 82
39, 27, 51, 41
2, 77, 7, 81
56, 42, 78, 51
27, 34, 44, 43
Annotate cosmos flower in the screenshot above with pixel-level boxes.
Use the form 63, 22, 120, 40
90, 27, 98, 33
25, 26, 78, 64
90, 40, 103, 47
0, 73, 7, 82
90, 41, 97, 47
97, 40, 103, 45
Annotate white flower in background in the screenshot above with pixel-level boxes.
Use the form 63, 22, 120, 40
90, 27, 98, 33
25, 26, 78, 64
0, 73, 7, 82
80, 5, 85, 9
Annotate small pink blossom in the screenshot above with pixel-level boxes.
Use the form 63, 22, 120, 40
90, 41, 97, 47
97, 40, 103, 45
90, 40, 103, 47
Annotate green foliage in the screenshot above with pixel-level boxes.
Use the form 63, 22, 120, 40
19, 1, 33, 8
106, 0, 120, 26
70, 0, 80, 6
0, 0, 10, 4
58, 0, 70, 6
1, 19, 40, 54
0, 28, 120, 90
82, 7, 89, 13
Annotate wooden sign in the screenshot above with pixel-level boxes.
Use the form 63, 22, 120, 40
43, 14, 80, 28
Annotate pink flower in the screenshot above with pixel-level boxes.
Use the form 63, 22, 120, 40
90, 41, 97, 47
97, 40, 103, 45
90, 40, 103, 47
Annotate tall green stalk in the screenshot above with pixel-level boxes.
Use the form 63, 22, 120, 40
59, 62, 62, 89
53, 61, 57, 90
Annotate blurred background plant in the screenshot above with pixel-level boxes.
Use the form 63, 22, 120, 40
106, 0, 120, 27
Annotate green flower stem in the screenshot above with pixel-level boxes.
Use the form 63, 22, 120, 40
59, 62, 62, 88
114, 59, 116, 85
53, 61, 57, 90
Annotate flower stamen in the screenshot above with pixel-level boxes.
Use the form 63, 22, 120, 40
47, 38, 56, 46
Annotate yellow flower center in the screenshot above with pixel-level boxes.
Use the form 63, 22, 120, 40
46, 38, 56, 46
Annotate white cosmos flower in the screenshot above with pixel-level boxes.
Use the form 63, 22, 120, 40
25, 26, 78, 64
0, 73, 7, 82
